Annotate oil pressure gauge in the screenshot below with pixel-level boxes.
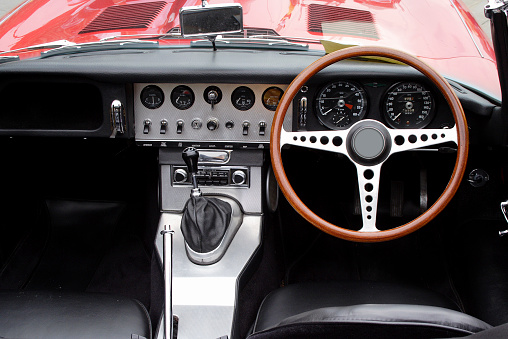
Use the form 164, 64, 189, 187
384, 82, 435, 128
171, 85, 195, 110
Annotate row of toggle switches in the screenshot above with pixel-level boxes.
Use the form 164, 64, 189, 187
143, 118, 267, 135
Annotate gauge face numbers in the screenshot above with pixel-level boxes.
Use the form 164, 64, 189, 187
141, 85, 164, 109
171, 85, 195, 110
232, 86, 255, 111
316, 81, 368, 129
262, 87, 283, 111
384, 82, 434, 128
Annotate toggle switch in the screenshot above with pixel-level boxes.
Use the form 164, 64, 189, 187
259, 121, 267, 136
176, 120, 184, 134
160, 119, 168, 134
242, 121, 250, 135
143, 119, 152, 134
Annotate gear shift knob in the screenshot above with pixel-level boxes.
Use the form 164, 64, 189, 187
182, 147, 199, 174
182, 147, 201, 196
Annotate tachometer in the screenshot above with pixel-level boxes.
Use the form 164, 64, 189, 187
384, 82, 434, 128
315, 81, 368, 129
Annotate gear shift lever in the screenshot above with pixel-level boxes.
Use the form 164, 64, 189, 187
182, 147, 201, 197
180, 148, 232, 254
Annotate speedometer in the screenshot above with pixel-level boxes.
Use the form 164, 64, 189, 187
315, 81, 368, 129
384, 82, 434, 128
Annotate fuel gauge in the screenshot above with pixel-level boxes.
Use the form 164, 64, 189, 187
171, 85, 195, 110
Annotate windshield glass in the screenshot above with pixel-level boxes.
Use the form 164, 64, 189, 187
0, 0, 500, 100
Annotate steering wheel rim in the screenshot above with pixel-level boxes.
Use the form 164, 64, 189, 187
270, 46, 468, 243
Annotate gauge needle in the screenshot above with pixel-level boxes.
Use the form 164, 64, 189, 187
392, 112, 402, 120
345, 104, 353, 110
323, 108, 333, 115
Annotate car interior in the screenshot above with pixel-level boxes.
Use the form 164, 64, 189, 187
1, 2, 508, 339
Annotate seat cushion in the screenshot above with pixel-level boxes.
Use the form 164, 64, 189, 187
253, 281, 462, 332
0, 291, 151, 339
250, 282, 491, 338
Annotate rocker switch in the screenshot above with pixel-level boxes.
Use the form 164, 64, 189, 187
143, 119, 151, 134
160, 119, 168, 134
242, 121, 250, 135
259, 121, 267, 136
176, 120, 184, 134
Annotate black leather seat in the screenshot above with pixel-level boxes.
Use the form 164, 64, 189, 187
249, 282, 491, 338
0, 291, 151, 339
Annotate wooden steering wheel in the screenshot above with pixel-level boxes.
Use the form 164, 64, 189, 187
270, 46, 468, 242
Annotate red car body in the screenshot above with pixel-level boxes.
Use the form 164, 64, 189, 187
0, 0, 500, 99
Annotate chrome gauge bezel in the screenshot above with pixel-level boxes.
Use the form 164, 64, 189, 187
315, 81, 368, 130
383, 82, 435, 129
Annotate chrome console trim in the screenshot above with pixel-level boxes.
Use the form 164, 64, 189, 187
155, 212, 262, 339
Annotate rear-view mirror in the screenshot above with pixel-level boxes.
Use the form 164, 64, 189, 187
179, 4, 243, 37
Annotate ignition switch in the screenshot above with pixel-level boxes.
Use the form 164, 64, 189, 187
468, 169, 489, 187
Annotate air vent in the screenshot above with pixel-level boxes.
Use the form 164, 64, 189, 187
80, 1, 167, 34
308, 4, 378, 39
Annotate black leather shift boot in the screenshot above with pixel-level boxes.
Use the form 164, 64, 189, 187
181, 196, 232, 253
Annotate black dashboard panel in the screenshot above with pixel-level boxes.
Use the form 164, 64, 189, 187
0, 82, 103, 130
0, 49, 500, 143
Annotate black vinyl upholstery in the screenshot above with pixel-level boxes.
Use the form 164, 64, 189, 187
0, 292, 151, 339
250, 282, 491, 338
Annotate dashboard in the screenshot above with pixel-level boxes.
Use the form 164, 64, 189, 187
0, 49, 498, 146
134, 78, 456, 149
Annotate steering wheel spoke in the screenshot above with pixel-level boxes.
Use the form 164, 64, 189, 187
356, 164, 382, 232
389, 127, 458, 154
280, 129, 348, 155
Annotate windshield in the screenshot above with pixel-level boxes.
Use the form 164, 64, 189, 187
0, 0, 500, 100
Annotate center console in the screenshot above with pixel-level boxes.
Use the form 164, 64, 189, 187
135, 82, 284, 339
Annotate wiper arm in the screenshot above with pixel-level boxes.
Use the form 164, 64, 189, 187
0, 56, 20, 64
99, 33, 182, 42
191, 37, 309, 51
40, 39, 159, 58
0, 39, 76, 56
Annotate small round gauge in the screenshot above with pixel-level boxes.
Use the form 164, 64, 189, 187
204, 86, 223, 105
384, 82, 435, 128
315, 81, 368, 129
262, 87, 284, 111
232, 86, 255, 111
140, 85, 164, 109
171, 85, 195, 110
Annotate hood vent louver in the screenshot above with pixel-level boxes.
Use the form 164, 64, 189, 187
308, 4, 378, 39
80, 1, 167, 34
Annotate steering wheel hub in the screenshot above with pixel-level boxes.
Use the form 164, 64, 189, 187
347, 120, 391, 165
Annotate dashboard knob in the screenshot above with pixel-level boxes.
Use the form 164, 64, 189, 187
232, 170, 246, 185
207, 118, 219, 131
174, 168, 188, 183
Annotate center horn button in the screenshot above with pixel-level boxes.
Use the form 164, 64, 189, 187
346, 120, 391, 166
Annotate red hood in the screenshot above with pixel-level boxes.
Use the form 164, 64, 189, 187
0, 0, 500, 99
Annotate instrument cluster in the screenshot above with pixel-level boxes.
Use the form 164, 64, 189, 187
135, 83, 289, 147
307, 80, 445, 131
